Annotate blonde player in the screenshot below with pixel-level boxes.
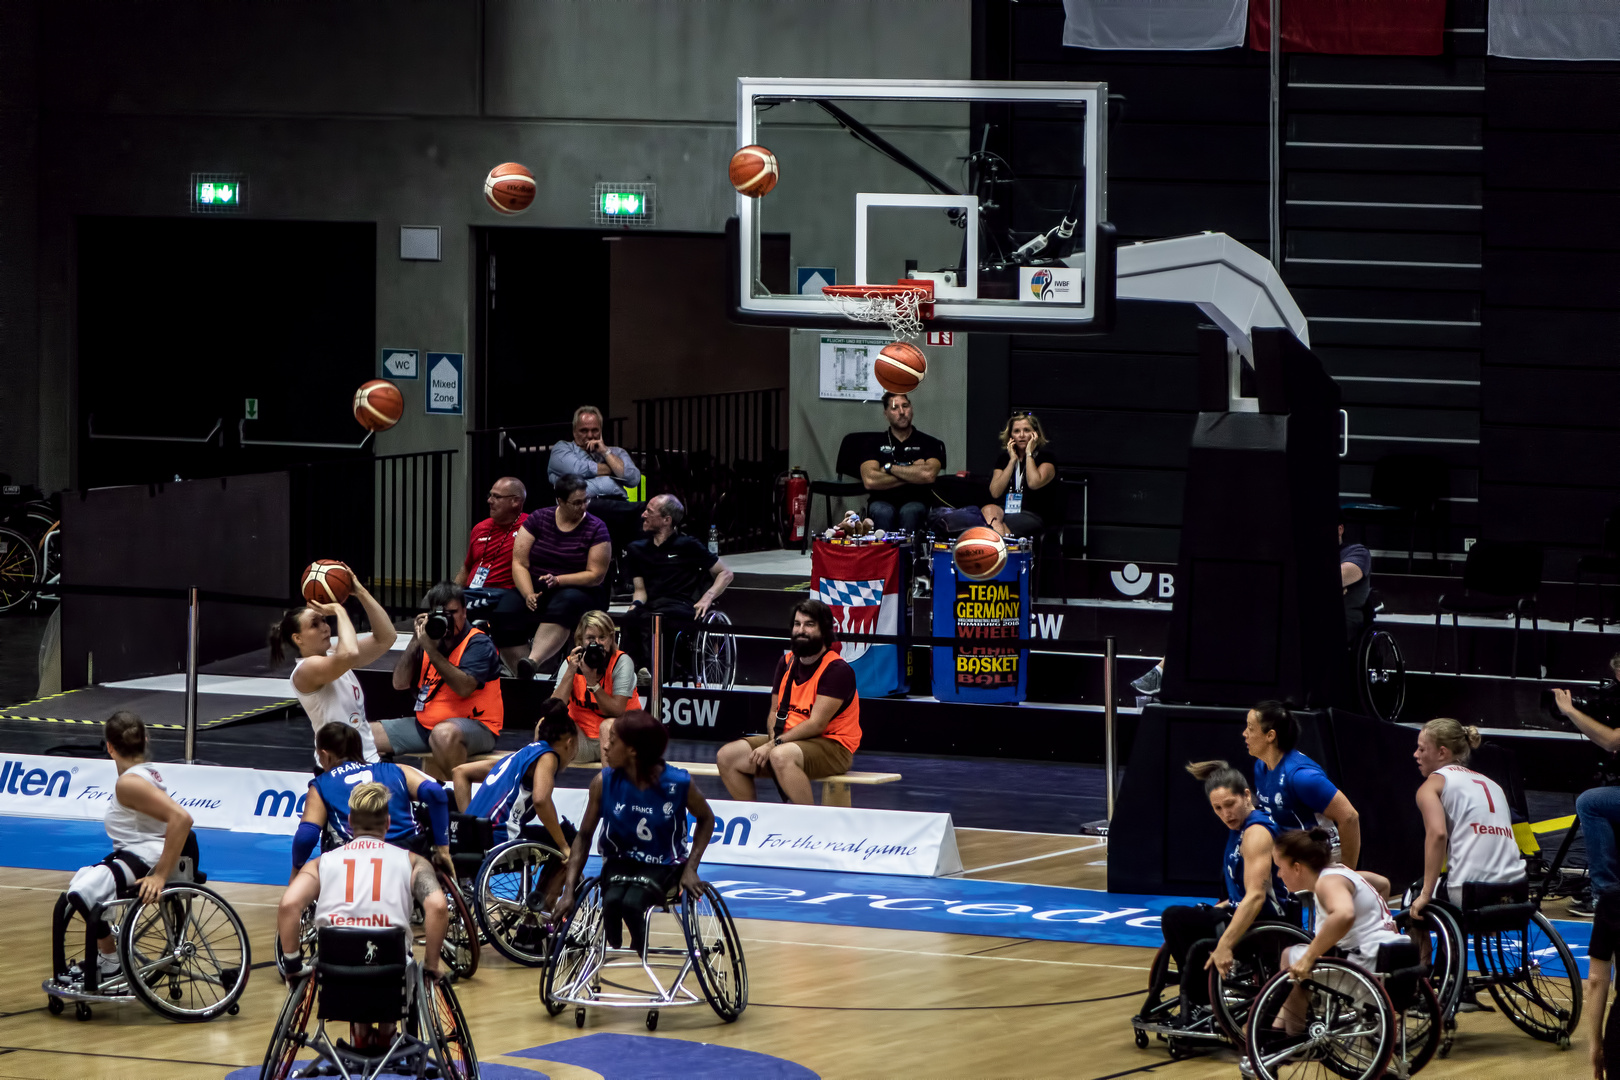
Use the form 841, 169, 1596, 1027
1409, 717, 1525, 925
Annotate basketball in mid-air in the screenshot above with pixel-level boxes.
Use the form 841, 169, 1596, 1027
353, 379, 403, 432
301, 560, 354, 605
729, 145, 779, 197
874, 342, 927, 394
484, 162, 536, 214
954, 527, 1008, 581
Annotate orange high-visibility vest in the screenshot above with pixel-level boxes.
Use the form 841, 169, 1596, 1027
567, 649, 641, 739
417, 627, 503, 735
776, 649, 861, 753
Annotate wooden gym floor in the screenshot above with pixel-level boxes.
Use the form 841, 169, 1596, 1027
0, 830, 1596, 1079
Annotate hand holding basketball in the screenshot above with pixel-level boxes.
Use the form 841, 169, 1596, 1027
954, 527, 1008, 581
301, 560, 354, 605
353, 379, 403, 432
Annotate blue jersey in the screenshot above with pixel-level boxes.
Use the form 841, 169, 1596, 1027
599, 764, 691, 866
467, 741, 559, 841
1253, 750, 1339, 834
1224, 808, 1288, 913
311, 760, 419, 848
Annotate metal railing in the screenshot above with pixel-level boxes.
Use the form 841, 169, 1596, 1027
466, 420, 627, 527
635, 388, 784, 467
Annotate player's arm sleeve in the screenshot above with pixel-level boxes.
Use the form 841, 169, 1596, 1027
1294, 765, 1341, 813
292, 821, 322, 871
417, 778, 451, 846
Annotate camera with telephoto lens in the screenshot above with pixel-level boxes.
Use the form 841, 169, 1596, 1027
580, 641, 609, 673
1540, 682, 1620, 728
424, 607, 451, 640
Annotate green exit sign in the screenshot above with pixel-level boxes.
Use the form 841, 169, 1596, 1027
600, 191, 644, 216
191, 172, 246, 214
593, 182, 655, 226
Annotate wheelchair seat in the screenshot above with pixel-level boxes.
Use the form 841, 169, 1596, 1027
1460, 878, 1533, 935
315, 926, 410, 1024
449, 811, 495, 882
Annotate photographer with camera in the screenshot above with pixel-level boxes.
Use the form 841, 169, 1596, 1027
549, 610, 640, 763
1553, 656, 1620, 917
382, 581, 504, 779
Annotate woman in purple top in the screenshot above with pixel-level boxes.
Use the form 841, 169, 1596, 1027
511, 475, 611, 679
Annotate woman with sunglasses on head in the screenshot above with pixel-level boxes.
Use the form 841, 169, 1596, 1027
981, 411, 1058, 538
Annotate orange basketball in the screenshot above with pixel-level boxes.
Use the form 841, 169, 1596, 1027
874, 341, 927, 394
484, 162, 536, 214
954, 527, 1008, 582
729, 145, 778, 198
353, 379, 403, 431
301, 560, 354, 605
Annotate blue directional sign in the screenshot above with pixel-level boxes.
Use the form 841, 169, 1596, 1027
425, 353, 463, 415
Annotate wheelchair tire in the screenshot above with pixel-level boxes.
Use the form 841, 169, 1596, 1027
682, 881, 748, 1022
1357, 626, 1406, 722
1479, 910, 1582, 1045
0, 525, 40, 613
693, 610, 738, 690
1246, 958, 1396, 1080
438, 870, 480, 980
1209, 922, 1312, 1045
119, 882, 250, 1022
544, 878, 604, 1017
260, 972, 317, 1080
1401, 900, 1466, 1028
428, 973, 480, 1079
475, 840, 565, 968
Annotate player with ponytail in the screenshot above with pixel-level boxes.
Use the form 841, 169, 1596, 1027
1410, 718, 1524, 924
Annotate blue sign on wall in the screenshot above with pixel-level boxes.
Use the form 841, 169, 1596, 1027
425, 352, 463, 415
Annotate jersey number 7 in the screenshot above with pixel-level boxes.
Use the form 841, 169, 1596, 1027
344, 857, 384, 903
1471, 779, 1496, 814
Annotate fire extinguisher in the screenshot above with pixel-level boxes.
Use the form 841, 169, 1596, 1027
782, 467, 809, 546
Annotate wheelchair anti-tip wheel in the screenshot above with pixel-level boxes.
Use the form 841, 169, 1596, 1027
1477, 910, 1582, 1047
119, 883, 250, 1022
681, 881, 748, 1022
1246, 957, 1396, 1080
1209, 922, 1313, 1044
543, 877, 605, 1018
475, 839, 565, 967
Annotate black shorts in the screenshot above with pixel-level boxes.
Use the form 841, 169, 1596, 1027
535, 585, 608, 629
465, 586, 540, 647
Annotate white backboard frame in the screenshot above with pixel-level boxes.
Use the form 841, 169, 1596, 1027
856, 193, 979, 299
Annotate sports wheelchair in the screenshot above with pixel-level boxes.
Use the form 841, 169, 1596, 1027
1352, 589, 1406, 722
1244, 937, 1441, 1080
1400, 877, 1581, 1056
449, 812, 571, 968
543, 870, 747, 1030
43, 837, 250, 1022
669, 607, 738, 690
262, 925, 478, 1080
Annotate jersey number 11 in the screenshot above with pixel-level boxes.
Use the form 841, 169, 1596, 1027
344, 858, 384, 902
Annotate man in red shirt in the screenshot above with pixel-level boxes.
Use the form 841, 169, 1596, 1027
457, 476, 532, 670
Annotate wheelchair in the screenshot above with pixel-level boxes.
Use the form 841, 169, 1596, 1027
669, 607, 738, 690
1244, 938, 1442, 1080
43, 839, 250, 1023
1131, 908, 1312, 1060
1352, 589, 1406, 722
543, 870, 747, 1030
1400, 877, 1582, 1056
451, 812, 571, 968
261, 925, 478, 1080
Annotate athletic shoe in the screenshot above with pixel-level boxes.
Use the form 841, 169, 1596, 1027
1568, 896, 1597, 917
97, 950, 121, 976
514, 657, 537, 681
636, 666, 651, 687
1131, 666, 1163, 695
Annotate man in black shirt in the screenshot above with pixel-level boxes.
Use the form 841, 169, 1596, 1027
858, 392, 946, 534
622, 494, 734, 670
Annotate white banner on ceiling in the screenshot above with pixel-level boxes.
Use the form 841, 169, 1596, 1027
1489, 1, 1620, 61
1062, 0, 1248, 51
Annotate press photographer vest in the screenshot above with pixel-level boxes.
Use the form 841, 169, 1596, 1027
568, 649, 640, 739
777, 649, 861, 753
417, 627, 503, 735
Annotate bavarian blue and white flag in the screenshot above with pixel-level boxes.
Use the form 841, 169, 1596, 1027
1063, 0, 1247, 51
1490, 1, 1620, 61
811, 540, 907, 697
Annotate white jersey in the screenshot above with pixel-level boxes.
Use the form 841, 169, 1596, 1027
105, 762, 171, 866
315, 836, 415, 931
1318, 866, 1405, 965
294, 653, 377, 765
1436, 764, 1525, 886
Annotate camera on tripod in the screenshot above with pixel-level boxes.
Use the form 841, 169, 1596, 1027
1540, 682, 1620, 729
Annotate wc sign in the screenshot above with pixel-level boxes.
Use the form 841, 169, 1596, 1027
1110, 563, 1174, 600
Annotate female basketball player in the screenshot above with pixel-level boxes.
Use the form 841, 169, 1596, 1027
455, 698, 579, 849
269, 567, 396, 763
553, 709, 716, 953
1244, 700, 1363, 868
57, 711, 195, 985
1409, 717, 1525, 925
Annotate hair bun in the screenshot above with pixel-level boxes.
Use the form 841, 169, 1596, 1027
1309, 827, 1332, 843
1463, 724, 1482, 748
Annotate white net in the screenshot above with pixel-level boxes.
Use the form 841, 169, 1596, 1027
824, 287, 927, 342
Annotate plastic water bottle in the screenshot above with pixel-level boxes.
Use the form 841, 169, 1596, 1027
708, 525, 720, 555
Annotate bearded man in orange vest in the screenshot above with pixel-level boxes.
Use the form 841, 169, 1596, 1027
716, 599, 861, 804
380, 581, 505, 779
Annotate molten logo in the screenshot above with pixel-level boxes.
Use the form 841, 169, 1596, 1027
1110, 563, 1152, 597
0, 761, 71, 797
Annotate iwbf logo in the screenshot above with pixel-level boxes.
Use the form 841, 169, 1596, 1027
0, 760, 72, 797
1109, 564, 1174, 599
658, 696, 720, 728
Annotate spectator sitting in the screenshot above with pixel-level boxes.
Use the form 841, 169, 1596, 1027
550, 610, 640, 763
942, 411, 1059, 538
623, 494, 735, 672
511, 476, 612, 680
383, 581, 504, 779
716, 599, 860, 803
456, 475, 532, 672
547, 404, 642, 568
857, 392, 945, 535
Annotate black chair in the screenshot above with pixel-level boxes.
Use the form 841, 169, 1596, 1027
1573, 510, 1620, 631
1433, 540, 1542, 678
802, 433, 871, 553
1340, 454, 1448, 572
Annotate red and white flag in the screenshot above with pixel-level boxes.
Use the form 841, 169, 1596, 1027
1248, 0, 1447, 55
810, 541, 906, 696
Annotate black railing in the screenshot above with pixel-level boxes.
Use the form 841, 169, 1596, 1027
635, 388, 784, 468
466, 420, 627, 527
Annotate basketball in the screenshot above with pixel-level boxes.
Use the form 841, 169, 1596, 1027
301, 560, 353, 605
874, 341, 927, 394
729, 145, 778, 197
484, 162, 536, 214
954, 527, 1008, 582
353, 379, 403, 432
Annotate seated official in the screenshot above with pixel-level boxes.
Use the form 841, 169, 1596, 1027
512, 475, 612, 679
942, 411, 1059, 538
551, 610, 640, 763
857, 392, 945, 534
1339, 519, 1372, 642
269, 569, 396, 766
547, 405, 642, 563
384, 582, 504, 779
623, 494, 734, 670
454, 699, 579, 851
292, 722, 452, 879
456, 475, 533, 672
716, 599, 860, 804
277, 782, 447, 1049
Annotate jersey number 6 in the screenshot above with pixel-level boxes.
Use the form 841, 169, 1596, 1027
636, 817, 653, 842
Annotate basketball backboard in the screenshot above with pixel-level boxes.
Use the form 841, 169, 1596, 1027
729, 78, 1114, 336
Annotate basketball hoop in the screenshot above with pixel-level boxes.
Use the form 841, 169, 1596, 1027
823, 280, 934, 342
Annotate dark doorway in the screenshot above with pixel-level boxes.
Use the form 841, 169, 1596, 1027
77, 217, 376, 489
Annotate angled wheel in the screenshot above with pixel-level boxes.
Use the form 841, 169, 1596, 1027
1358, 627, 1406, 722
0, 525, 40, 613
1479, 911, 1582, 1044
119, 883, 250, 1021
1245, 959, 1395, 1080
427, 973, 480, 1079
694, 611, 737, 690
543, 878, 603, 1017
260, 972, 316, 1080
437, 870, 480, 979
681, 881, 747, 1022
475, 840, 564, 967
1389, 973, 1442, 1077
1400, 901, 1465, 1029
1210, 922, 1312, 1044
